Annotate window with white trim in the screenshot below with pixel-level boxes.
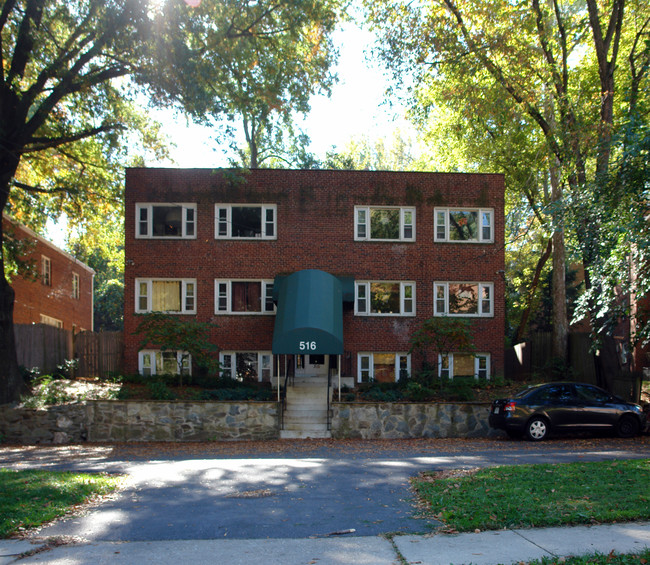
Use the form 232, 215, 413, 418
139, 350, 191, 376
136, 279, 196, 314
438, 353, 490, 380
434, 282, 493, 316
136, 203, 196, 238
220, 351, 273, 382
434, 208, 493, 243
215, 280, 275, 314
214, 279, 275, 314
40, 314, 63, 328
357, 353, 410, 383
215, 204, 276, 239
355, 281, 415, 316
41, 256, 51, 286
72, 272, 80, 300
355, 206, 415, 241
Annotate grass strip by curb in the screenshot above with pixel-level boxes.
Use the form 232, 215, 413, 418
528, 548, 650, 564
0, 468, 123, 538
412, 458, 650, 533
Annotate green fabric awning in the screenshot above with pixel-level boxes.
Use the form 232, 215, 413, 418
272, 269, 344, 355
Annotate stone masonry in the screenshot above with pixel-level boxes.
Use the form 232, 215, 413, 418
0, 401, 499, 444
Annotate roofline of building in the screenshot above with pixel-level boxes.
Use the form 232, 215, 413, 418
2, 213, 96, 275
125, 166, 505, 177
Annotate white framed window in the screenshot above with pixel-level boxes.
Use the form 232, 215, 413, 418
41, 256, 51, 286
136, 203, 196, 239
434, 282, 493, 317
354, 206, 415, 241
215, 280, 275, 314
357, 353, 411, 383
215, 204, 277, 239
72, 272, 80, 300
135, 278, 197, 314
40, 314, 63, 328
220, 351, 274, 382
139, 350, 191, 376
355, 281, 415, 316
434, 208, 493, 243
438, 353, 490, 380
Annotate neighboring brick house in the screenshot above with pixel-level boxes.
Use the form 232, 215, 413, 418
123, 168, 505, 386
3, 214, 94, 332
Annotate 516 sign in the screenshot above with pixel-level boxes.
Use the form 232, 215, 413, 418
299, 341, 317, 351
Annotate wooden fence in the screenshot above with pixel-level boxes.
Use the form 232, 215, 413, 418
14, 324, 123, 378
74, 331, 123, 378
15, 324, 73, 375
506, 331, 641, 401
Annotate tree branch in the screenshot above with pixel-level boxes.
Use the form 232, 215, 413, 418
22, 122, 124, 153
11, 179, 77, 195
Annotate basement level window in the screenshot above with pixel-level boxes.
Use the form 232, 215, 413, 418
139, 350, 191, 376
220, 351, 273, 382
358, 353, 411, 383
439, 353, 490, 380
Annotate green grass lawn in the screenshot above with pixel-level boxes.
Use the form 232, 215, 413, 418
528, 549, 650, 565
0, 468, 123, 538
412, 458, 650, 533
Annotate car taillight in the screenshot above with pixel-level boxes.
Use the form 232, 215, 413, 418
504, 402, 516, 412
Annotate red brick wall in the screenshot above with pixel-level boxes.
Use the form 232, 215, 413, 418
4, 217, 94, 332
124, 168, 505, 377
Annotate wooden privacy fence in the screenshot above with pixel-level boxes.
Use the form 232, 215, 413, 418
14, 324, 123, 378
506, 331, 641, 402
15, 324, 73, 374
506, 332, 597, 383
74, 331, 123, 378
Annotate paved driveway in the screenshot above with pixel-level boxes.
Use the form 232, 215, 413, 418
1, 437, 648, 542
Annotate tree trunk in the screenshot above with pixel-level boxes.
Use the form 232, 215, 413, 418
0, 275, 24, 404
0, 157, 27, 404
550, 163, 568, 361
514, 237, 553, 344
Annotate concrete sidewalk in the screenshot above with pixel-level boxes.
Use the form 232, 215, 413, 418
2, 521, 649, 565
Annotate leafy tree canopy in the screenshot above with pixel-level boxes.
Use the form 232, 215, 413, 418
0, 0, 343, 403
141, 0, 345, 167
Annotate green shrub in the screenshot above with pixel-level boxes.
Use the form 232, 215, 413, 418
199, 387, 274, 401
114, 387, 133, 400
147, 381, 176, 400
404, 381, 435, 402
21, 376, 75, 408
443, 380, 475, 401
360, 387, 404, 402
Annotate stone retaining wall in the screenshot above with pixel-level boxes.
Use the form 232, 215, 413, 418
0, 401, 496, 444
330, 402, 495, 439
0, 401, 280, 444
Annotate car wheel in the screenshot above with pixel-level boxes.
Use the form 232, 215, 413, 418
525, 417, 548, 441
617, 415, 639, 438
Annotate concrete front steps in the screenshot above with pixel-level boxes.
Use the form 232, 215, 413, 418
280, 376, 332, 439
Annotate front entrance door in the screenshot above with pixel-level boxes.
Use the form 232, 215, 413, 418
296, 354, 329, 378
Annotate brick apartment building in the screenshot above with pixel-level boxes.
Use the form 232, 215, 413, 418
4, 214, 94, 331
123, 168, 505, 387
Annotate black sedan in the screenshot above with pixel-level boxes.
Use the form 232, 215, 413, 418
489, 381, 647, 441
